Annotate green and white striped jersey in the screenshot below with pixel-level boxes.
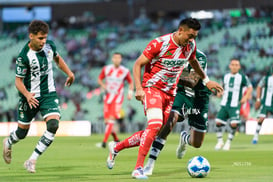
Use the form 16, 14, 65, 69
259, 75, 273, 107
16, 40, 58, 99
220, 72, 252, 107
178, 49, 210, 97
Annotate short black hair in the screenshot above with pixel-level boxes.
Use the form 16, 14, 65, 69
230, 58, 241, 63
28, 20, 49, 35
113, 52, 123, 57
179, 18, 201, 31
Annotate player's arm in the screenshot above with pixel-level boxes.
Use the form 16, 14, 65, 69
127, 73, 134, 100
133, 53, 150, 102
240, 76, 253, 104
54, 55, 75, 87
15, 77, 39, 109
97, 73, 106, 91
255, 76, 265, 110
188, 58, 223, 94
255, 85, 262, 110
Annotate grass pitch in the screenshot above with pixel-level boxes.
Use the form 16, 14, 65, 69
0, 133, 272, 182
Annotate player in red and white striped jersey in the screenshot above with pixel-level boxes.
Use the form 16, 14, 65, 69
106, 18, 223, 179
97, 52, 134, 148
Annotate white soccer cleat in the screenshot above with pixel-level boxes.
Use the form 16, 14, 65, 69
131, 167, 148, 179
214, 141, 224, 150
143, 162, 154, 176
176, 131, 187, 159
24, 159, 36, 173
223, 141, 231, 151
3, 138, 12, 164
106, 141, 118, 169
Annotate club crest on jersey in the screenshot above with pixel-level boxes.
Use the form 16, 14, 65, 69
149, 98, 157, 105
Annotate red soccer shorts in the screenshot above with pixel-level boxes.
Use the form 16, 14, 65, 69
143, 87, 174, 125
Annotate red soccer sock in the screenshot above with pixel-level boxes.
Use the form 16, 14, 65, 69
111, 132, 119, 142
115, 130, 144, 152
135, 121, 162, 169
103, 122, 114, 143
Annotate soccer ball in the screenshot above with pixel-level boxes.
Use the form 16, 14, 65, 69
187, 156, 211, 178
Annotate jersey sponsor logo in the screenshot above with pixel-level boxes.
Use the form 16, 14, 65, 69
181, 103, 201, 116
16, 57, 24, 66
161, 58, 188, 67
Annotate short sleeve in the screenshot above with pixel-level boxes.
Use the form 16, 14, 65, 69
142, 39, 162, 61
15, 56, 28, 78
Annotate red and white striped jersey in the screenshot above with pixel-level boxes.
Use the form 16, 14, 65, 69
142, 33, 196, 96
98, 64, 133, 104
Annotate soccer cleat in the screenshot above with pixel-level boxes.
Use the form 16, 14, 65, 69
24, 159, 36, 173
95, 142, 106, 148
223, 141, 231, 151
143, 162, 154, 176
176, 131, 187, 159
214, 141, 224, 150
3, 138, 12, 164
106, 141, 118, 169
252, 139, 258, 144
131, 167, 148, 179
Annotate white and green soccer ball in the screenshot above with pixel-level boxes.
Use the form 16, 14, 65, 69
187, 156, 211, 178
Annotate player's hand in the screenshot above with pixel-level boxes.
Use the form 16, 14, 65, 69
255, 101, 261, 110
240, 96, 248, 104
127, 90, 133, 100
26, 92, 39, 109
135, 87, 145, 102
205, 80, 223, 95
65, 73, 75, 87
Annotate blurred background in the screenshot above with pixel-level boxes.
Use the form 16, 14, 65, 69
0, 0, 273, 134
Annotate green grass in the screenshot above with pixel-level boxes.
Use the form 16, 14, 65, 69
1, 133, 273, 182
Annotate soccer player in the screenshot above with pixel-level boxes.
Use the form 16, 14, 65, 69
2, 20, 75, 173
252, 69, 273, 144
143, 49, 213, 176
106, 18, 223, 179
214, 58, 252, 151
96, 52, 134, 148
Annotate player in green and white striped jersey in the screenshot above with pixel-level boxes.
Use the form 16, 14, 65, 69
3, 20, 75, 173
252, 70, 273, 144
215, 58, 252, 150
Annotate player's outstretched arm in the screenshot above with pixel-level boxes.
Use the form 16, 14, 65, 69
54, 55, 75, 87
188, 58, 223, 94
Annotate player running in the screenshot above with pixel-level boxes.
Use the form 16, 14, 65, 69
96, 52, 134, 148
214, 58, 252, 150
106, 18, 223, 179
2, 20, 75, 173
252, 68, 273, 144
143, 49, 213, 175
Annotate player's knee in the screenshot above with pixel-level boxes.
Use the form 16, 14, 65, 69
46, 119, 59, 134
230, 122, 238, 128
15, 127, 29, 139
191, 140, 202, 148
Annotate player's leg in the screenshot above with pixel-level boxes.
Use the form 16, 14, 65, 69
3, 99, 35, 164
223, 108, 241, 151
111, 102, 123, 142
132, 87, 165, 179
107, 130, 144, 169
176, 95, 208, 158
144, 92, 189, 175
24, 95, 60, 173
100, 103, 114, 148
144, 111, 182, 175
215, 107, 228, 150
252, 106, 267, 144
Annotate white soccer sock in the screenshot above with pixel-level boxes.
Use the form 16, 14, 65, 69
29, 130, 55, 160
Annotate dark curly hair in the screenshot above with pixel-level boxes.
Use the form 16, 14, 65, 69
28, 20, 49, 35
